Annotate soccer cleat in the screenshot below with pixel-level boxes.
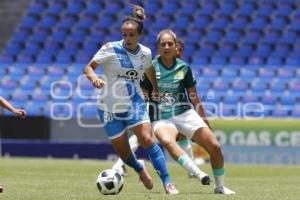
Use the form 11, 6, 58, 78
201, 175, 211, 185
214, 186, 236, 195
112, 163, 128, 177
164, 183, 179, 195
138, 161, 153, 190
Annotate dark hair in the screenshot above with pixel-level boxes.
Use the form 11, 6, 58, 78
176, 38, 185, 49
122, 5, 146, 34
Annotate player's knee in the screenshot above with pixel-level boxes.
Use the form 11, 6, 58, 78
158, 136, 173, 148
138, 133, 154, 148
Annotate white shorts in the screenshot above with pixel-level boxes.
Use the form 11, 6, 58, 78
152, 109, 208, 139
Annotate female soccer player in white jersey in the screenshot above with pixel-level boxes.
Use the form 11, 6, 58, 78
144, 29, 235, 195
0, 96, 26, 192
84, 6, 178, 195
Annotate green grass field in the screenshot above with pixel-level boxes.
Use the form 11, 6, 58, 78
0, 157, 300, 200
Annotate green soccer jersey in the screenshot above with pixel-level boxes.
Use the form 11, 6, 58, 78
151, 56, 196, 120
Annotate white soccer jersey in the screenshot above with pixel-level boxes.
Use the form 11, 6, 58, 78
92, 40, 152, 113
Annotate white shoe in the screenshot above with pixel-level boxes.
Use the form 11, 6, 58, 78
165, 183, 179, 195
112, 163, 128, 177
214, 186, 236, 195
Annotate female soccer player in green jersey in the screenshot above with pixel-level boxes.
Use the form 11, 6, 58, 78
146, 29, 235, 195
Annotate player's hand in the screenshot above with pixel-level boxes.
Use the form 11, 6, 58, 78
13, 109, 26, 118
92, 78, 106, 89
151, 90, 160, 102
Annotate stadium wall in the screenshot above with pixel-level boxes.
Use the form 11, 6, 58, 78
1, 119, 300, 164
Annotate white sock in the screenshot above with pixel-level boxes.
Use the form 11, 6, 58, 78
213, 168, 225, 188
128, 134, 139, 152
177, 154, 208, 180
113, 158, 125, 169
177, 139, 194, 159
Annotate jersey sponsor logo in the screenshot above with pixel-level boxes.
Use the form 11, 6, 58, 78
117, 70, 139, 80
160, 92, 177, 106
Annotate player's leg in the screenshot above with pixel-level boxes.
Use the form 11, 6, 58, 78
97, 109, 153, 190
131, 122, 178, 194
177, 133, 196, 177
177, 134, 194, 160
128, 99, 178, 194
154, 120, 210, 185
112, 134, 139, 176
192, 128, 235, 195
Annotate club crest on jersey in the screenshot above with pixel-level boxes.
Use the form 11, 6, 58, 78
141, 54, 146, 63
175, 70, 184, 79
117, 70, 139, 80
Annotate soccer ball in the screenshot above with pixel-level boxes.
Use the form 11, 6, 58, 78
96, 169, 124, 195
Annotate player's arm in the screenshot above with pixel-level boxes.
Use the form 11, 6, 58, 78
187, 87, 212, 129
84, 60, 105, 89
144, 66, 159, 101
0, 96, 26, 118
183, 66, 212, 129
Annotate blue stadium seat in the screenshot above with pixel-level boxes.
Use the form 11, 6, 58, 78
280, 94, 297, 105
288, 81, 300, 93
236, 44, 254, 57
242, 93, 259, 103
255, 43, 272, 57
229, 56, 246, 66
261, 94, 277, 105
3, 42, 22, 57
224, 30, 241, 44
221, 68, 237, 79
231, 78, 248, 92
57, 15, 77, 30
266, 57, 283, 67
103, 2, 122, 15
77, 16, 95, 30
180, 2, 199, 15
248, 56, 265, 66
30, 27, 50, 43
275, 2, 293, 17
65, 2, 84, 15
199, 1, 218, 16
277, 68, 293, 79
249, 16, 268, 30
272, 106, 290, 118
27, 2, 46, 15
231, 15, 249, 30
206, 30, 223, 43
38, 15, 58, 29
257, 2, 274, 16
291, 107, 300, 118
211, 15, 229, 30
218, 2, 236, 16
280, 30, 297, 44
258, 68, 275, 78
240, 68, 256, 79
217, 42, 236, 57
45, 2, 65, 16
84, 2, 103, 16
